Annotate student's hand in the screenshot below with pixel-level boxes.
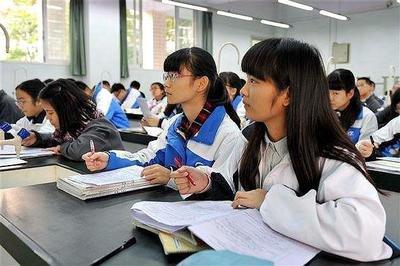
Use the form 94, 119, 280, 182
141, 116, 160, 127
171, 166, 209, 195
356, 139, 377, 158
46, 145, 61, 155
141, 164, 171, 184
82, 152, 109, 172
21, 132, 37, 146
232, 189, 267, 210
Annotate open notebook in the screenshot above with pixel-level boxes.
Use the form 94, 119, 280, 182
57, 165, 160, 200
131, 201, 319, 265
0, 145, 54, 159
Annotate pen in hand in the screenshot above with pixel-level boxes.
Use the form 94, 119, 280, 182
174, 157, 196, 186
90, 139, 95, 154
90, 236, 136, 266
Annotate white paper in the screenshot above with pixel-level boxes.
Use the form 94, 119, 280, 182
125, 108, 143, 115
0, 145, 54, 158
120, 127, 146, 133
0, 158, 27, 167
189, 209, 319, 265
137, 98, 152, 119
131, 201, 238, 231
143, 126, 163, 137
366, 160, 400, 172
377, 157, 400, 163
68, 165, 144, 186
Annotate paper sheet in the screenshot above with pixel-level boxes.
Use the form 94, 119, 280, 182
0, 145, 54, 158
137, 98, 152, 118
189, 209, 319, 265
68, 165, 144, 186
143, 126, 163, 137
125, 108, 143, 115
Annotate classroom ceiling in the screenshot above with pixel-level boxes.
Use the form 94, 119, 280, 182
180, 0, 393, 23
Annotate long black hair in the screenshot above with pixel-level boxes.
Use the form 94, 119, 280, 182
219, 71, 243, 99
39, 79, 98, 139
163, 47, 240, 127
15, 79, 46, 101
328, 69, 363, 131
238, 38, 374, 194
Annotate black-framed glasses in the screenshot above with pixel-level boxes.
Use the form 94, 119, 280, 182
163, 72, 194, 82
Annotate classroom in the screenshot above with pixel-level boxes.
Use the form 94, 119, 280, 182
0, 0, 400, 265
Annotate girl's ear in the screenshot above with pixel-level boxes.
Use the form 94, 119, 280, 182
195, 76, 209, 94
282, 88, 290, 107
348, 88, 355, 99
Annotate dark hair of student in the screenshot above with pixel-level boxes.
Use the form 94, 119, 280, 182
219, 72, 242, 98
39, 79, 98, 139
15, 79, 46, 101
238, 38, 375, 195
75, 81, 89, 91
163, 47, 240, 127
239, 78, 246, 88
328, 69, 363, 131
43, 78, 54, 85
390, 89, 400, 112
357, 77, 375, 87
102, 80, 110, 87
110, 83, 126, 94
130, 80, 141, 89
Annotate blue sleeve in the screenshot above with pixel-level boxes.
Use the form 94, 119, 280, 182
106, 151, 143, 170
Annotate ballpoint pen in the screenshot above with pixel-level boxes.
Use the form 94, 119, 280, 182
90, 236, 136, 266
174, 157, 196, 186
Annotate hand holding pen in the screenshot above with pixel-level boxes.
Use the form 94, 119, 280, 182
356, 136, 377, 158
174, 157, 196, 186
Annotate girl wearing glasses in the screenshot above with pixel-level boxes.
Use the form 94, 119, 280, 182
171, 39, 392, 262
83, 47, 241, 188
147, 82, 168, 116
24, 79, 124, 161
15, 79, 54, 133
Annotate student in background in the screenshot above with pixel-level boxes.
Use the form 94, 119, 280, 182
88, 82, 129, 129
0, 89, 23, 123
110, 83, 127, 104
141, 103, 183, 129
219, 72, 246, 127
23, 79, 124, 161
147, 82, 168, 116
75, 81, 92, 96
130, 80, 145, 98
83, 47, 241, 187
102, 80, 111, 92
171, 38, 392, 262
376, 88, 400, 128
15, 79, 54, 133
121, 81, 144, 110
357, 77, 384, 113
328, 69, 377, 143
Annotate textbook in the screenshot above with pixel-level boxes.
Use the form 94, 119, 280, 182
57, 166, 160, 200
131, 201, 319, 265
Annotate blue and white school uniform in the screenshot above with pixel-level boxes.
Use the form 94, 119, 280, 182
121, 88, 143, 110
347, 106, 377, 143
105, 105, 242, 187
371, 116, 400, 156
148, 97, 168, 116
92, 84, 129, 129
231, 95, 246, 128
15, 111, 54, 134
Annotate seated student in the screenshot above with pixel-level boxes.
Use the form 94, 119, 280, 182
0, 89, 23, 124
15, 79, 54, 133
86, 81, 129, 129
328, 69, 378, 143
121, 81, 144, 110
171, 38, 392, 262
141, 103, 183, 129
110, 83, 127, 104
219, 72, 246, 128
357, 77, 384, 113
82, 47, 242, 187
376, 88, 400, 128
147, 82, 168, 116
102, 80, 111, 92
23, 79, 124, 161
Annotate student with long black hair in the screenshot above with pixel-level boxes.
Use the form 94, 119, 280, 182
171, 39, 392, 262
328, 69, 377, 143
83, 47, 241, 187
15, 79, 54, 133
147, 82, 168, 116
24, 79, 124, 161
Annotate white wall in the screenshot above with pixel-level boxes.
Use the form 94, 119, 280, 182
274, 7, 400, 95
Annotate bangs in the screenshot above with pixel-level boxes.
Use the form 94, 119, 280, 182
163, 48, 192, 73
328, 76, 345, 91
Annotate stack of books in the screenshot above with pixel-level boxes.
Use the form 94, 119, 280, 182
57, 165, 159, 200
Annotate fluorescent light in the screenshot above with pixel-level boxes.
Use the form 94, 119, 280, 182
319, 10, 348, 20
217, 10, 253, 21
260, 19, 290, 28
277, 0, 313, 11
161, 0, 208, 12
47, 5, 63, 10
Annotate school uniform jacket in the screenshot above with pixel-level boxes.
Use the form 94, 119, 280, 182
33, 117, 124, 161
192, 124, 392, 262
347, 106, 378, 143
105, 105, 242, 188
121, 88, 142, 110
92, 84, 129, 129
148, 97, 168, 116
231, 95, 246, 128
15, 111, 54, 133
371, 116, 400, 156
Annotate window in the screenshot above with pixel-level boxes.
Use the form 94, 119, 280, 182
0, 0, 70, 63
127, 0, 195, 70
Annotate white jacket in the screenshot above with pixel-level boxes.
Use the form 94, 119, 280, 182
15, 116, 54, 133
347, 106, 378, 143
